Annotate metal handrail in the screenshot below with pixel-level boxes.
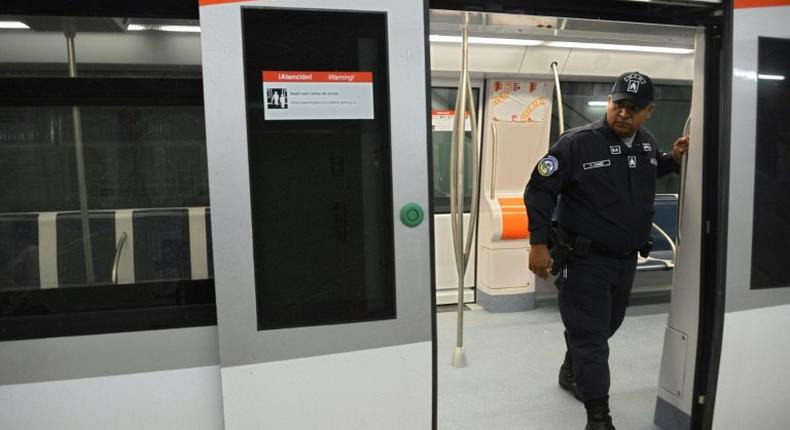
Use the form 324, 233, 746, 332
677, 115, 692, 243
67, 31, 95, 285
462, 67, 480, 272
111, 232, 127, 284
550, 61, 565, 135
651, 223, 677, 268
490, 122, 498, 200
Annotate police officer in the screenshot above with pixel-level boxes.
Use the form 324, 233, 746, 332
524, 71, 689, 430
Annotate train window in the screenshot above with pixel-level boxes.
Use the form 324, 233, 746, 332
750, 37, 790, 290
0, 16, 216, 341
241, 9, 396, 330
0, 17, 202, 79
549, 81, 691, 194
431, 87, 480, 214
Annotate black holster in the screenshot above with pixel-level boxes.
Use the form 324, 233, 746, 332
639, 238, 654, 258
548, 225, 573, 276
548, 225, 594, 275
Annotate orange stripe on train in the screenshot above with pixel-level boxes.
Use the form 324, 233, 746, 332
200, 0, 250, 6
734, 0, 790, 8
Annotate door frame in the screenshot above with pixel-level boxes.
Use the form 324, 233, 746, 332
426, 1, 727, 429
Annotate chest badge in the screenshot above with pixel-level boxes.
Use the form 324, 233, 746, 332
628, 156, 637, 168
650, 157, 658, 166
642, 143, 652, 152
609, 145, 621, 155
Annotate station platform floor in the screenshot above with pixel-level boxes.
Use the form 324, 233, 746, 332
436, 302, 669, 430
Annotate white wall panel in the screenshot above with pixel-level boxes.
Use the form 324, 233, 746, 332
221, 342, 432, 430
434, 213, 475, 292
562, 50, 693, 81
0, 366, 223, 430
518, 47, 571, 78
712, 303, 790, 430
712, 4, 790, 427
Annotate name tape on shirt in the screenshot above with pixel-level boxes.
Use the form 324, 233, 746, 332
583, 159, 611, 170
650, 157, 658, 166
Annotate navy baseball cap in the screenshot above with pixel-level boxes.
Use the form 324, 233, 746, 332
610, 71, 654, 107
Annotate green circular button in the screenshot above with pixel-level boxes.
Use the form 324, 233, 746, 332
400, 203, 424, 228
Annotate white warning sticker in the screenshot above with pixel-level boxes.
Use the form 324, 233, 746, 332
262, 71, 374, 120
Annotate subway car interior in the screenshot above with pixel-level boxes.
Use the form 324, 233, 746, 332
1, 1, 790, 430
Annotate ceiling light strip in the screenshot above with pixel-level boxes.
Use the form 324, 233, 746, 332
430, 35, 692, 54
0, 21, 29, 29
127, 24, 200, 33
547, 41, 693, 54
430, 35, 541, 46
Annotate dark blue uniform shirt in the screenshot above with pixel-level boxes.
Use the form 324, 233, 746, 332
524, 118, 678, 254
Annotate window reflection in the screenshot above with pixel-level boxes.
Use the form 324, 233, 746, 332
431, 87, 479, 213
0, 107, 210, 290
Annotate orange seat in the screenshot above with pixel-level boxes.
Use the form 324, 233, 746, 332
498, 197, 529, 240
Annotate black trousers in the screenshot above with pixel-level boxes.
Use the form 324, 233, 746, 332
557, 253, 637, 400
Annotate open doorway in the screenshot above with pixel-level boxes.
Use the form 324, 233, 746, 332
427, 6, 717, 429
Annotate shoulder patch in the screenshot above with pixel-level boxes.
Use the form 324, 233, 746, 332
537, 156, 559, 177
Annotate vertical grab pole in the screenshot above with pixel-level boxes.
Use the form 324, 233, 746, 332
677, 115, 692, 247
462, 53, 480, 286
66, 31, 95, 285
550, 61, 565, 136
451, 12, 481, 368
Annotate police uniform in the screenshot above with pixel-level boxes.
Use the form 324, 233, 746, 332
523, 84, 677, 407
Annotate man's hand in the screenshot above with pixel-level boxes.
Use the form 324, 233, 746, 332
529, 244, 552, 280
672, 136, 690, 164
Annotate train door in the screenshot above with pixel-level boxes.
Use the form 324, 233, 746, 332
705, 2, 790, 428
199, 1, 435, 429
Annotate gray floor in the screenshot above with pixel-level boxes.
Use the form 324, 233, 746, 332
437, 303, 669, 430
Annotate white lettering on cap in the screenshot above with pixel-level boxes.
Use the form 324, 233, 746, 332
623, 73, 647, 94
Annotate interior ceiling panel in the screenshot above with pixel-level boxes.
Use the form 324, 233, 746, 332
429, 9, 696, 81
430, 10, 697, 47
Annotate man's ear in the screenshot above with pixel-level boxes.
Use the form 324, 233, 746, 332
645, 103, 656, 118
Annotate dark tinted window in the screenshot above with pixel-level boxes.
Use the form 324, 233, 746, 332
751, 37, 790, 290
0, 16, 215, 341
241, 9, 395, 330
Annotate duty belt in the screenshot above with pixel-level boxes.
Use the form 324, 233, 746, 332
563, 229, 638, 259
587, 242, 637, 259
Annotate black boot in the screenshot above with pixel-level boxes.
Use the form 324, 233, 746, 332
559, 351, 584, 402
584, 396, 615, 430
